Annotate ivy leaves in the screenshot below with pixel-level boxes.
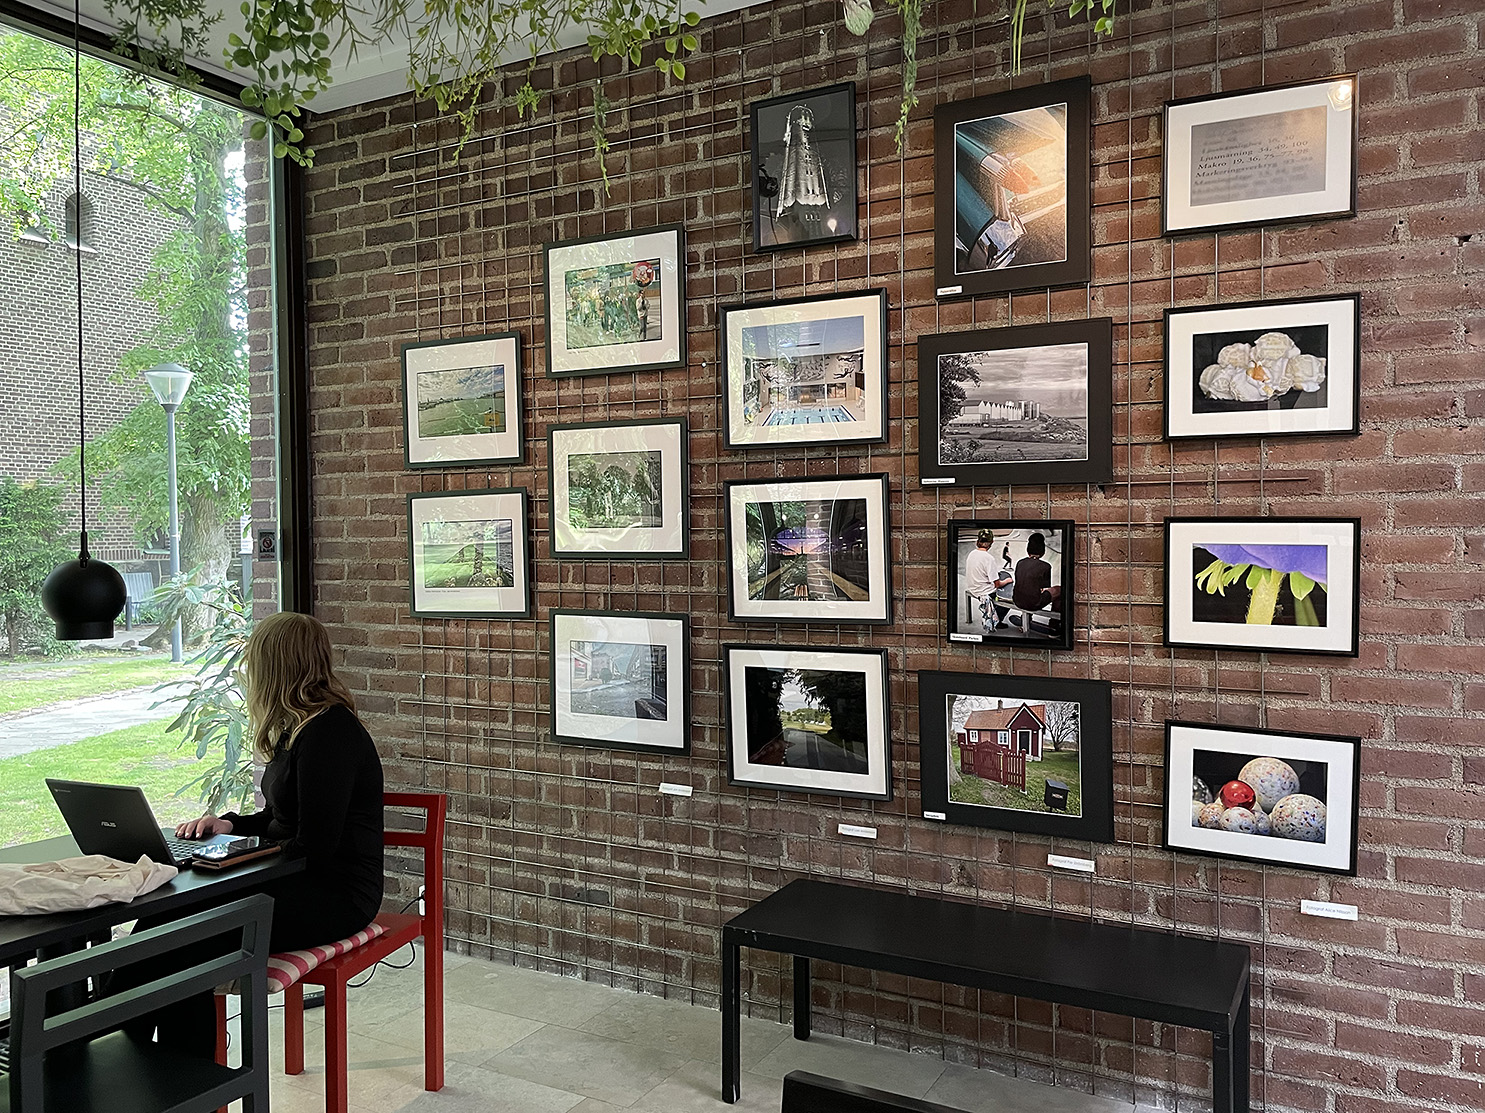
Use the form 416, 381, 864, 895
225, 0, 338, 163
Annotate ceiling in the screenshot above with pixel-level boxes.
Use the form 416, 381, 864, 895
18, 0, 763, 113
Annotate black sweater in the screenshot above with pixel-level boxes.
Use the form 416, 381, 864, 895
223, 704, 385, 921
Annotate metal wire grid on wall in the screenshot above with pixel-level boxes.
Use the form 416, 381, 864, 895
371, 0, 1291, 1104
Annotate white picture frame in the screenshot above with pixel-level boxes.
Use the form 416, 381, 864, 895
547, 418, 688, 558
407, 488, 531, 619
401, 333, 523, 468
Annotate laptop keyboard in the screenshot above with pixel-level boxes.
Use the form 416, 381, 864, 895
163, 834, 203, 862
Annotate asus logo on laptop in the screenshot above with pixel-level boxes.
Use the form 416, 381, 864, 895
101, 820, 118, 828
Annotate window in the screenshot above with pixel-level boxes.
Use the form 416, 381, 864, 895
63, 190, 93, 251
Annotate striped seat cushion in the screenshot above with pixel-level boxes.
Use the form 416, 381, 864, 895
266, 921, 387, 993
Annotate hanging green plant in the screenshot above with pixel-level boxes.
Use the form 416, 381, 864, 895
842, 0, 1119, 151
101, 0, 702, 168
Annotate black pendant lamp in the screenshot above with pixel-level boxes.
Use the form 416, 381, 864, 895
41, 3, 126, 640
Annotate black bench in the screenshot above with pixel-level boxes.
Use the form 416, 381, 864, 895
721, 878, 1251, 1113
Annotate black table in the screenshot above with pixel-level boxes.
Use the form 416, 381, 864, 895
721, 879, 1251, 1113
0, 835, 303, 968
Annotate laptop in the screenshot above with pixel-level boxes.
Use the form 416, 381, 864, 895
46, 778, 239, 868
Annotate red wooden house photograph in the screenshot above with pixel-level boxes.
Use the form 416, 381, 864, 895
947, 694, 1083, 817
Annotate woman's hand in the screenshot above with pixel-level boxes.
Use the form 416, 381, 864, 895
176, 814, 234, 838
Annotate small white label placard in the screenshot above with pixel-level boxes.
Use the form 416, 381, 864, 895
658, 782, 693, 797
937, 285, 963, 296
923, 811, 947, 821
1047, 854, 1096, 874
839, 823, 878, 840
921, 477, 956, 486
1300, 899, 1358, 921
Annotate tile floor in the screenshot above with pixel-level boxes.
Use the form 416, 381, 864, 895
229, 947, 1153, 1113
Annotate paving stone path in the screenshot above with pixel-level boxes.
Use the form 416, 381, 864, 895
0, 686, 185, 760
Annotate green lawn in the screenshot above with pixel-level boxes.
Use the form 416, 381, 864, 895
0, 719, 203, 847
950, 747, 1084, 817
0, 654, 190, 715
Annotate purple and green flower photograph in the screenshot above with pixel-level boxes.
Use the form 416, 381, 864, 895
1190, 542, 1329, 628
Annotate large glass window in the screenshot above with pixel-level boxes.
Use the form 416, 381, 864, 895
0, 19, 285, 864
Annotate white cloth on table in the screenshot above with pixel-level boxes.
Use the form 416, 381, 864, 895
0, 854, 177, 915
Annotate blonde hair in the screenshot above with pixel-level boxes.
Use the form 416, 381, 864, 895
243, 612, 357, 762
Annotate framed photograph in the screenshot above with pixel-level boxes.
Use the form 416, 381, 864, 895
1165, 294, 1361, 441
543, 224, 686, 376
401, 333, 523, 468
723, 474, 891, 625
408, 488, 531, 618
550, 609, 690, 754
917, 318, 1113, 487
720, 289, 888, 450
1164, 721, 1361, 875
750, 82, 858, 252
1164, 517, 1360, 656
548, 418, 688, 558
724, 644, 890, 801
945, 519, 1074, 650
918, 671, 1113, 842
1163, 75, 1358, 236
933, 75, 1091, 300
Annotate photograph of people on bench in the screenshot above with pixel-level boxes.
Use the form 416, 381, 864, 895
947, 519, 1074, 650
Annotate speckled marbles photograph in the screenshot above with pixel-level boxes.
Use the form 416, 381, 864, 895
1164, 722, 1360, 875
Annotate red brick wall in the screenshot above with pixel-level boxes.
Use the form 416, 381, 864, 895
301, 0, 1484, 1106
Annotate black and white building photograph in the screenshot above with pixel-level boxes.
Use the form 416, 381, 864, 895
750, 82, 858, 252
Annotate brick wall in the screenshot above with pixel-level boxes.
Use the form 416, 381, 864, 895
300, 0, 1484, 1107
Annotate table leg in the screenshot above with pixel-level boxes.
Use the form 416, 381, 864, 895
1234, 982, 1251, 1113
721, 936, 740, 1104
793, 956, 811, 1041
1212, 1022, 1234, 1113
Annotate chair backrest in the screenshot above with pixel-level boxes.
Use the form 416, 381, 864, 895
8, 894, 273, 1111
384, 792, 447, 938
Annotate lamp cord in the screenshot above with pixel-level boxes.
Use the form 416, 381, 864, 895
74, 0, 89, 563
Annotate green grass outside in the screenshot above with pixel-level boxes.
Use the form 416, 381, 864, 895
0, 719, 203, 847
950, 746, 1083, 816
0, 654, 190, 716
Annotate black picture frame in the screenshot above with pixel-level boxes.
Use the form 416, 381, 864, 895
542, 223, 686, 377
720, 288, 889, 450
1164, 293, 1362, 442
917, 317, 1113, 487
933, 75, 1091, 300
547, 417, 689, 559
724, 644, 892, 801
1162, 74, 1359, 237
945, 519, 1075, 650
749, 82, 858, 253
1164, 516, 1361, 657
723, 473, 892, 625
549, 608, 691, 754
407, 488, 531, 619
401, 332, 524, 469
1164, 720, 1361, 875
918, 670, 1113, 842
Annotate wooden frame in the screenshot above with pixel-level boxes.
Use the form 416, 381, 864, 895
547, 417, 689, 558
1164, 516, 1361, 657
549, 609, 691, 753
933, 75, 1091, 299
918, 670, 1113, 841
917, 318, 1113, 487
720, 288, 888, 450
1163, 74, 1358, 236
749, 82, 859, 253
542, 224, 686, 376
1164, 293, 1361, 442
723, 473, 892, 625
724, 644, 891, 801
400, 332, 524, 468
407, 488, 531, 619
1164, 721, 1361, 875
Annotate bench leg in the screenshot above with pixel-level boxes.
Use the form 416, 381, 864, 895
721, 937, 740, 1104
793, 956, 811, 1041
1212, 980, 1251, 1113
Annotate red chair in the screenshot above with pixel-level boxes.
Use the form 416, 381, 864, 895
214, 791, 446, 1113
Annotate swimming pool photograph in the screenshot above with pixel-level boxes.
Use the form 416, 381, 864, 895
722, 289, 888, 449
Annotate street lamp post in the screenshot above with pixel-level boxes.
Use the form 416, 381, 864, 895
143, 363, 194, 664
